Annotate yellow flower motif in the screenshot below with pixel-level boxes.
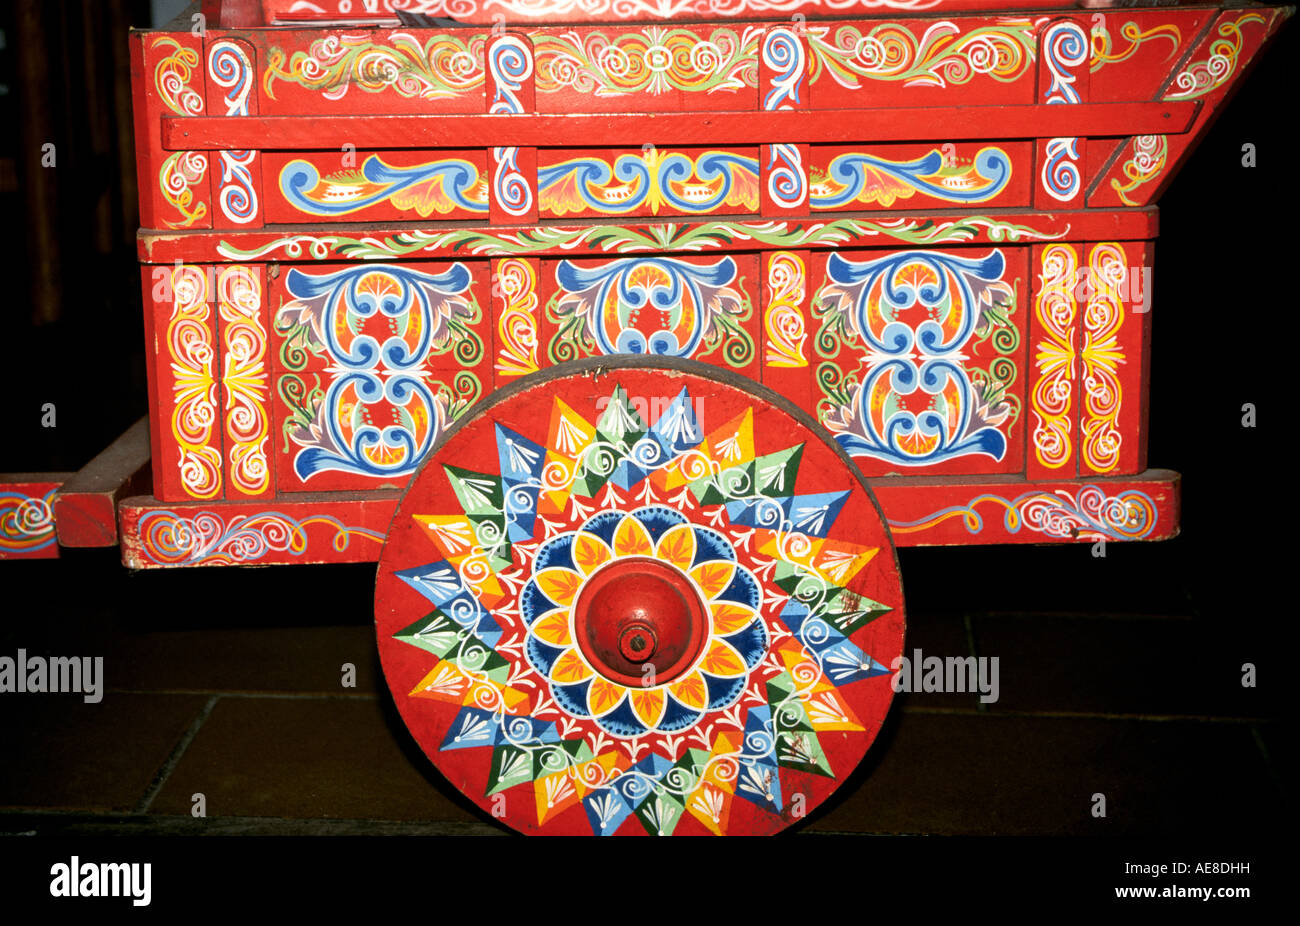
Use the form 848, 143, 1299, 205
523, 508, 765, 738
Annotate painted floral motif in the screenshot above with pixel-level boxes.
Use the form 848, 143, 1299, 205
274, 264, 484, 479
1089, 19, 1181, 71
168, 265, 222, 499
494, 258, 540, 377
217, 216, 1069, 262
522, 507, 766, 736
889, 485, 1157, 541
806, 19, 1036, 90
1040, 20, 1087, 203
279, 156, 489, 217
151, 36, 204, 116
209, 40, 260, 226
539, 149, 759, 217
389, 383, 897, 834
547, 256, 753, 366
1109, 135, 1167, 206
263, 32, 486, 101
137, 510, 383, 566
534, 26, 760, 96
159, 150, 209, 229
275, 0, 943, 21
1031, 244, 1077, 470
218, 267, 270, 496
1081, 243, 1126, 473
1165, 13, 1265, 100
489, 36, 534, 219
811, 147, 1011, 209
764, 252, 807, 368
816, 249, 1018, 466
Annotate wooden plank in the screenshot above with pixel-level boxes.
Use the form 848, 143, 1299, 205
1025, 242, 1081, 480
138, 208, 1162, 265
118, 491, 397, 568
114, 467, 1180, 566
1078, 241, 1151, 477
51, 418, 153, 548
143, 263, 224, 502
0, 476, 72, 560
876, 469, 1180, 547
256, 0, 1075, 27
161, 102, 1200, 151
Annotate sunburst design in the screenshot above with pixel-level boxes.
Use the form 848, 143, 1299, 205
381, 376, 902, 835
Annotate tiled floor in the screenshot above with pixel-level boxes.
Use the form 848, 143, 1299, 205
0, 540, 1287, 837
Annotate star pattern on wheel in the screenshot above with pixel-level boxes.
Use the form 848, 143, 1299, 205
390, 384, 895, 835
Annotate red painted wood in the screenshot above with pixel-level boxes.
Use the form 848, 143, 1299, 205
268, 260, 493, 494
121, 3, 1294, 574
374, 360, 906, 835
133, 31, 211, 231
112, 465, 1181, 566
51, 418, 152, 548
490, 256, 542, 389
118, 491, 396, 568
1025, 242, 1082, 481
0, 477, 70, 560
215, 265, 274, 499
1077, 241, 1150, 477
203, 34, 264, 228
160, 102, 1200, 151
257, 0, 1079, 28
137, 209, 1161, 265
875, 469, 1179, 546
1088, 7, 1290, 207
806, 245, 1030, 479
758, 249, 814, 415
143, 263, 225, 503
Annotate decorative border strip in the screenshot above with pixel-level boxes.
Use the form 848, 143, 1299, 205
209, 40, 259, 226
763, 251, 807, 368
494, 258, 540, 377
887, 485, 1157, 541
218, 267, 270, 496
1080, 243, 1125, 473
1165, 13, 1265, 101
807, 19, 1037, 90
211, 215, 1071, 262
168, 265, 223, 500
1030, 243, 1077, 470
0, 487, 58, 557
132, 509, 384, 566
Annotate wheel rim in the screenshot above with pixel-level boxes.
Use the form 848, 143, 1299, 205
375, 359, 905, 835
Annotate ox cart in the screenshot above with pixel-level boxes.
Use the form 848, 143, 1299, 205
1, 0, 1289, 835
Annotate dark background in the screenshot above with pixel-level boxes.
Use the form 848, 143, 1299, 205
0, 0, 1290, 843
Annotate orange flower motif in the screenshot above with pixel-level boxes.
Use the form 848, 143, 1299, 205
536, 567, 583, 606
523, 508, 766, 738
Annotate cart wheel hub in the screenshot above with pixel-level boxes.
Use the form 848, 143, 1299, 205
574, 557, 707, 685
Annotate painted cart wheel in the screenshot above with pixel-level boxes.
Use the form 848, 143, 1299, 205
375, 358, 905, 835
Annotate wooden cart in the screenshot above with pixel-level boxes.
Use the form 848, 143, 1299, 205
2, 0, 1289, 835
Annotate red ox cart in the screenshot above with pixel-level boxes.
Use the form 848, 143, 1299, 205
1, 0, 1289, 835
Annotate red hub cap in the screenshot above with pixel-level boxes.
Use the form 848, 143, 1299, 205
572, 557, 708, 687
